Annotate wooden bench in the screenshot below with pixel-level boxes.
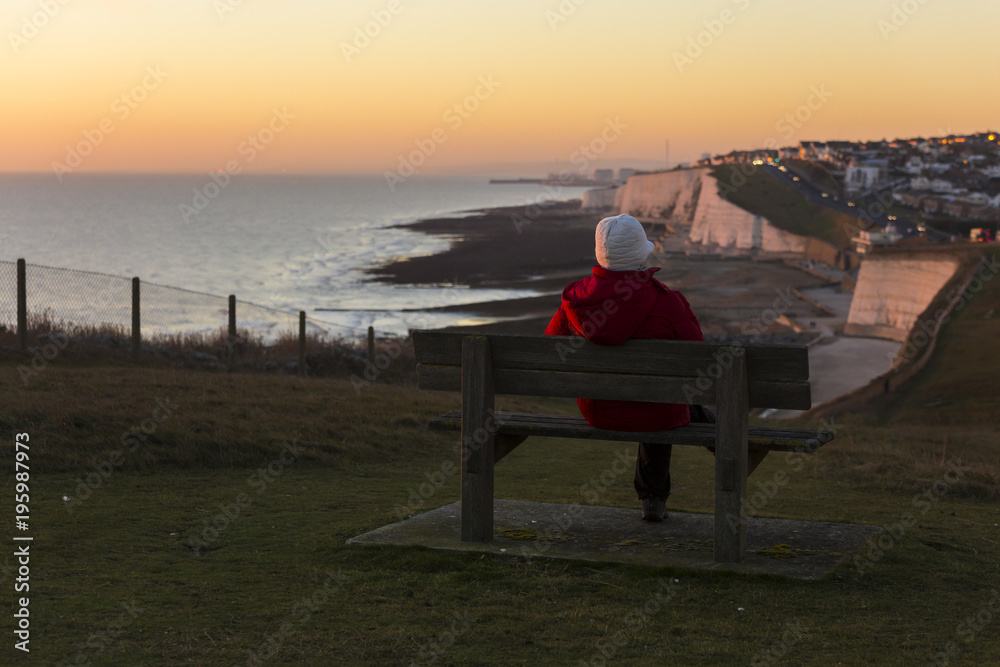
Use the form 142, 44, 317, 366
412, 331, 834, 563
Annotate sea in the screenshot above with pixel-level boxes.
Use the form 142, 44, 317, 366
0, 173, 590, 338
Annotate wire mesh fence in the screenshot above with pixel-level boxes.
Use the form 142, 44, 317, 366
0, 260, 363, 346
0, 261, 16, 334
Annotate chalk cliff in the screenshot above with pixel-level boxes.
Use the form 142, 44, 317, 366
845, 253, 961, 341
581, 187, 618, 212
612, 169, 808, 253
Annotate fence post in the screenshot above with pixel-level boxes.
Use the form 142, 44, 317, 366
298, 311, 307, 377
367, 326, 375, 364
17, 259, 27, 353
131, 277, 140, 362
227, 295, 237, 372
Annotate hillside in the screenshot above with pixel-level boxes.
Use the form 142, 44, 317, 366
710, 164, 857, 249
854, 248, 1000, 427
1, 350, 999, 663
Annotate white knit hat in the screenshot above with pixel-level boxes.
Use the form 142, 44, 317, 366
595, 214, 654, 271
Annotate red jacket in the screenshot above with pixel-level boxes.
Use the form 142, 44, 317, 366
544, 265, 704, 431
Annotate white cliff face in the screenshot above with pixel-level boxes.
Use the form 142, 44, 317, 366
612, 169, 807, 252
581, 187, 618, 212
845, 255, 960, 341
614, 169, 703, 221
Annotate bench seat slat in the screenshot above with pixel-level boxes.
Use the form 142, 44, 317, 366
428, 411, 832, 452
417, 364, 812, 411
412, 331, 809, 382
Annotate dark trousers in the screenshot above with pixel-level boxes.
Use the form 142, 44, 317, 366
634, 405, 716, 500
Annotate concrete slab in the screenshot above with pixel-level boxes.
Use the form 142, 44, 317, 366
348, 500, 882, 580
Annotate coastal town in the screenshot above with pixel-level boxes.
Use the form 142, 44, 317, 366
698, 131, 1000, 242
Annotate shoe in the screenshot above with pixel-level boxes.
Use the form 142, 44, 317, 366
641, 497, 667, 522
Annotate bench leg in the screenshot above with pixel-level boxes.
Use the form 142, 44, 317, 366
714, 348, 749, 563
461, 336, 495, 542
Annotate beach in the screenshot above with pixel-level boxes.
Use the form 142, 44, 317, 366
369, 198, 904, 415
369, 201, 836, 340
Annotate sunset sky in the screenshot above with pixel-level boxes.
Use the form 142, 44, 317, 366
2, 0, 998, 174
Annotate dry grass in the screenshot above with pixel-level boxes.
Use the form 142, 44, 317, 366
0, 310, 416, 382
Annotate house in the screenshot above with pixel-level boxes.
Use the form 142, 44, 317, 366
799, 141, 831, 161
968, 205, 999, 222
911, 176, 931, 190
943, 201, 966, 218
922, 198, 943, 214
593, 169, 614, 183
853, 228, 902, 254
930, 179, 954, 194
896, 193, 926, 209
904, 156, 925, 175
845, 165, 880, 193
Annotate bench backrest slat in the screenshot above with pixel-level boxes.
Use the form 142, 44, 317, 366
412, 331, 812, 411
413, 332, 808, 382
417, 365, 812, 410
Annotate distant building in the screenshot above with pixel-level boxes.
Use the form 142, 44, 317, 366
799, 141, 831, 161
930, 179, 954, 194
853, 228, 902, 254
904, 157, 925, 175
618, 168, 637, 182
845, 165, 880, 193
594, 169, 614, 183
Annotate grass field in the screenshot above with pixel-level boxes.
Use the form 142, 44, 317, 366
1, 254, 998, 665
1, 329, 999, 665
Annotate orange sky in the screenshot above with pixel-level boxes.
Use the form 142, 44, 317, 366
2, 0, 998, 174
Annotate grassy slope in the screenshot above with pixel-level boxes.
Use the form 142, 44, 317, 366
785, 159, 843, 196
854, 249, 1000, 428
1, 360, 999, 665
710, 164, 856, 249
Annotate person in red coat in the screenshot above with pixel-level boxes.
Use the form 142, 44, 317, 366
545, 214, 711, 521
